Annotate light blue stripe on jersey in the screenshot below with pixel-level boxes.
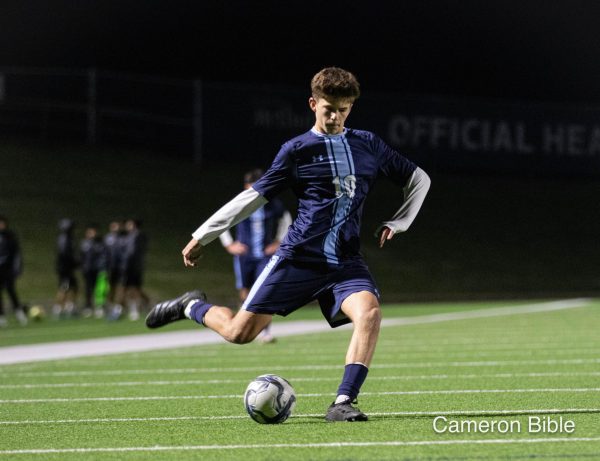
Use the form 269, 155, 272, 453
241, 255, 280, 311
249, 207, 265, 258
323, 135, 356, 265
233, 256, 243, 290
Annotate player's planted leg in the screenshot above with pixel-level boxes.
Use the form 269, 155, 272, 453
326, 398, 368, 422
326, 291, 381, 422
145, 290, 206, 328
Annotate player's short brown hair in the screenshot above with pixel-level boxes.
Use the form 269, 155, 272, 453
311, 67, 360, 101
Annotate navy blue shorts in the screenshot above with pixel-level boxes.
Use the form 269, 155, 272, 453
241, 255, 380, 328
233, 255, 269, 290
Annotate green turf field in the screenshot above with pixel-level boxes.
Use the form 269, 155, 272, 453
1, 300, 599, 460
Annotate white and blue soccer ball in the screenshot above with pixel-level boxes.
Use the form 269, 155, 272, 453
244, 374, 296, 424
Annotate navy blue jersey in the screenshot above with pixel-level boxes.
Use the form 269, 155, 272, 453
234, 199, 285, 259
253, 128, 416, 265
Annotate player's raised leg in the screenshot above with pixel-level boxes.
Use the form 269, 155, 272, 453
326, 290, 381, 422
202, 307, 272, 344
145, 290, 272, 344
145, 290, 205, 328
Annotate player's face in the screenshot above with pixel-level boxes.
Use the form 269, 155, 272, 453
309, 96, 353, 135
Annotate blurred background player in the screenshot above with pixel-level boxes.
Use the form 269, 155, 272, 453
219, 169, 292, 343
120, 218, 149, 321
0, 215, 27, 326
53, 218, 79, 318
104, 220, 127, 320
79, 223, 108, 318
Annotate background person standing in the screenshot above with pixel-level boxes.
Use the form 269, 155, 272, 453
80, 223, 108, 318
120, 218, 149, 321
53, 218, 79, 318
219, 168, 292, 342
0, 215, 27, 326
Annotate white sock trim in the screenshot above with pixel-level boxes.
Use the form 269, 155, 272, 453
184, 300, 198, 319
335, 394, 351, 404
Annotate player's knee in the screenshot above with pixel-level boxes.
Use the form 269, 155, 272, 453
226, 325, 257, 345
367, 305, 382, 326
356, 304, 382, 329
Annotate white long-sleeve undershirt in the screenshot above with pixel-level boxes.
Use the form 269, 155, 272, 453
375, 167, 431, 236
218, 210, 292, 247
192, 188, 267, 246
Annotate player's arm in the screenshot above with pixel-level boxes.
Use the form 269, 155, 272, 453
218, 230, 248, 256
376, 167, 431, 248
264, 210, 292, 256
276, 211, 293, 241
182, 188, 267, 267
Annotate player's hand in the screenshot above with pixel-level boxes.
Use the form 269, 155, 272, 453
182, 238, 204, 267
264, 241, 279, 256
226, 241, 248, 256
378, 226, 395, 248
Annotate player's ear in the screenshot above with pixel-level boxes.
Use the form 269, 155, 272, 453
308, 96, 317, 112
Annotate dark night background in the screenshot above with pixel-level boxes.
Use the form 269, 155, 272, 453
1, 0, 600, 103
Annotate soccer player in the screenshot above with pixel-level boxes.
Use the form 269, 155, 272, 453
219, 168, 292, 343
103, 220, 128, 320
146, 67, 431, 421
79, 223, 108, 317
53, 218, 79, 318
120, 219, 149, 321
0, 215, 27, 326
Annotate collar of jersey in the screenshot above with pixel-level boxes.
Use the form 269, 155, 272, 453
310, 127, 347, 138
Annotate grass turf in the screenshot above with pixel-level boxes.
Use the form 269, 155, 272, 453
0, 300, 599, 460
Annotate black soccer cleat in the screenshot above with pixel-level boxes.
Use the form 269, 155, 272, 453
325, 399, 368, 422
145, 290, 206, 329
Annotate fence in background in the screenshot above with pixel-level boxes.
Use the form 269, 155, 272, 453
0, 67, 202, 161
1, 67, 600, 176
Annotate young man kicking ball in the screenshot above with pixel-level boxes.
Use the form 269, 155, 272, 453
146, 67, 431, 421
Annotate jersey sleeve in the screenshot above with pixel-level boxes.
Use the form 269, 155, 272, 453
191, 188, 267, 245
374, 135, 417, 185
252, 143, 295, 200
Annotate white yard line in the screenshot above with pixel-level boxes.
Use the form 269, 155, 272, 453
2, 357, 600, 378
1, 437, 600, 455
0, 298, 591, 365
23, 343, 600, 364
2, 371, 599, 390
381, 298, 592, 326
1, 387, 600, 404
1, 408, 598, 425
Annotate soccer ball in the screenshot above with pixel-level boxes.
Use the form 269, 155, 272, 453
244, 374, 296, 424
28, 305, 46, 322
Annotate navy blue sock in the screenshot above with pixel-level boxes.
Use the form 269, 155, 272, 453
189, 300, 214, 326
336, 363, 369, 401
